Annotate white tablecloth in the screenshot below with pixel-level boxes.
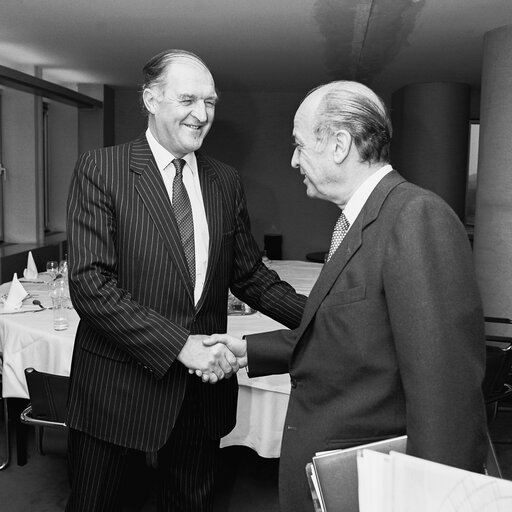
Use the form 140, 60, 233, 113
0, 260, 323, 457
0, 277, 79, 398
220, 260, 322, 457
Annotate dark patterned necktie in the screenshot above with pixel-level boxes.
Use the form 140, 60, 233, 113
326, 212, 350, 262
172, 158, 195, 285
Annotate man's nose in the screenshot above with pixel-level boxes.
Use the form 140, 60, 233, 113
291, 148, 299, 168
191, 101, 208, 122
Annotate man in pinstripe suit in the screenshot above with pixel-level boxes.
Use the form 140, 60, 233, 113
65, 49, 306, 512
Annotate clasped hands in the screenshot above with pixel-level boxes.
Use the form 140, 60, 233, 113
177, 334, 247, 383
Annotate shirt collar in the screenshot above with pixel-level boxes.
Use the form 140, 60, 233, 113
343, 164, 393, 225
145, 128, 197, 176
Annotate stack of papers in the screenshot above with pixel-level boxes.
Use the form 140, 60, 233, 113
306, 435, 407, 512
357, 450, 512, 512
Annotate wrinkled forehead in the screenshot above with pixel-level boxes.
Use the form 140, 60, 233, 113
293, 90, 323, 136
169, 55, 213, 75
161, 58, 217, 96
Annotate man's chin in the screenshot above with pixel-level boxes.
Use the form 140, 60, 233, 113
183, 138, 205, 154
305, 187, 317, 199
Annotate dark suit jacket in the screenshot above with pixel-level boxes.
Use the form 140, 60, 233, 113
65, 134, 306, 452
247, 171, 488, 512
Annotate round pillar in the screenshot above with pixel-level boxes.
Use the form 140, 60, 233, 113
391, 82, 471, 220
473, 25, 512, 320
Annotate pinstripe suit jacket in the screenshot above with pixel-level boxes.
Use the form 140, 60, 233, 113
66, 134, 306, 452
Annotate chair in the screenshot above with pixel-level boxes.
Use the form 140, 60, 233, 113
482, 317, 512, 478
484, 317, 512, 419
0, 355, 10, 470
19, 367, 69, 455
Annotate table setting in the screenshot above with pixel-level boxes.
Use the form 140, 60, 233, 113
0, 257, 323, 458
0, 252, 78, 398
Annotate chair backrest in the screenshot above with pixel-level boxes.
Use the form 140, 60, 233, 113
483, 316, 512, 404
24, 367, 69, 423
483, 342, 512, 402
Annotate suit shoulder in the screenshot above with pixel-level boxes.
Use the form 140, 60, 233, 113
197, 153, 239, 180
75, 142, 134, 177
79, 141, 131, 162
387, 180, 463, 230
392, 180, 451, 209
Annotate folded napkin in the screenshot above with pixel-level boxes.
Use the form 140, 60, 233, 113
23, 251, 39, 279
3, 273, 28, 312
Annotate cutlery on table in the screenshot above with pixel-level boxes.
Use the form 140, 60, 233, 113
33, 300, 45, 310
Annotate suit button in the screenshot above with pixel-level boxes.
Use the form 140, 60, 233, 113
290, 377, 297, 388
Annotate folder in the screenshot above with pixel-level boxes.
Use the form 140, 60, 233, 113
308, 435, 407, 512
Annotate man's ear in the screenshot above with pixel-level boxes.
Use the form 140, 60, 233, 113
333, 130, 352, 164
143, 88, 158, 115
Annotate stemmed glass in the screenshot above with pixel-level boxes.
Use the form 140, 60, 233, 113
46, 261, 58, 281
59, 259, 68, 278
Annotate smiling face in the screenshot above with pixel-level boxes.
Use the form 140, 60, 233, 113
144, 58, 217, 157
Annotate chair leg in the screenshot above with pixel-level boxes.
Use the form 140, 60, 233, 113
0, 397, 10, 470
15, 401, 28, 466
485, 431, 502, 478
35, 426, 45, 455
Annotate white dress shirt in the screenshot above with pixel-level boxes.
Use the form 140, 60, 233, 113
342, 164, 393, 228
146, 128, 209, 305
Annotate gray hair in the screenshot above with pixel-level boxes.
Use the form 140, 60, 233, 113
140, 49, 213, 115
310, 81, 392, 164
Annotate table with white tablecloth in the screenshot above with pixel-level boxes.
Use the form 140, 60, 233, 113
0, 260, 322, 458
0, 277, 79, 398
221, 260, 322, 456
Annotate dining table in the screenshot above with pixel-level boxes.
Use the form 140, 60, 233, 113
0, 260, 322, 463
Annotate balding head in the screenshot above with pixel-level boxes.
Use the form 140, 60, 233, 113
299, 81, 392, 164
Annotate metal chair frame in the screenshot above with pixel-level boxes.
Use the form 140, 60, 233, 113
19, 367, 69, 456
0, 394, 9, 470
0, 355, 10, 470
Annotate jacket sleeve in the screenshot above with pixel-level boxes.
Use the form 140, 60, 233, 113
383, 193, 487, 472
245, 328, 298, 377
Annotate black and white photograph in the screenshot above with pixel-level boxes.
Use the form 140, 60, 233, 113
1, 1, 512, 511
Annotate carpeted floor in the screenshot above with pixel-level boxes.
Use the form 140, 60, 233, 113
0, 407, 511, 512
0, 422, 279, 512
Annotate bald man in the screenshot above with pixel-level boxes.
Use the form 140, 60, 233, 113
206, 80, 487, 512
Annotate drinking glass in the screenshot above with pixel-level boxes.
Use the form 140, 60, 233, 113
59, 259, 68, 279
52, 296, 69, 330
46, 261, 58, 280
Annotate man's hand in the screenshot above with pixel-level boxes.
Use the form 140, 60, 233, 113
188, 334, 248, 384
204, 334, 248, 367
177, 335, 239, 384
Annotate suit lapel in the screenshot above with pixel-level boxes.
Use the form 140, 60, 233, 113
295, 170, 406, 339
130, 135, 194, 302
195, 154, 223, 312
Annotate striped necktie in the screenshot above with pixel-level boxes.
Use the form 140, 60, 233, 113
172, 158, 195, 285
326, 212, 350, 262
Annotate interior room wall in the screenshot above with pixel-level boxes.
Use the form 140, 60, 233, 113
47, 101, 78, 233
2, 87, 41, 242
114, 88, 339, 260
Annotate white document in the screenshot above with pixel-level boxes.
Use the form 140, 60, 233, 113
357, 449, 393, 512
305, 462, 325, 512
357, 449, 512, 512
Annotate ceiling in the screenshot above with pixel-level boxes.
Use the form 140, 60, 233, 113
1, 0, 512, 100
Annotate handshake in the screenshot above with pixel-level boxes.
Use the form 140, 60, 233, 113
177, 334, 248, 383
